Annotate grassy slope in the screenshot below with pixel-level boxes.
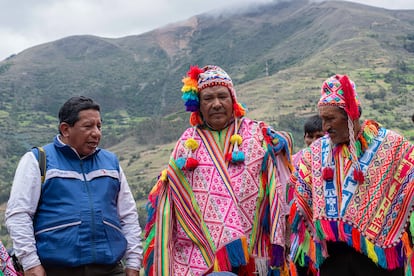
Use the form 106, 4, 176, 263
1, 1, 414, 247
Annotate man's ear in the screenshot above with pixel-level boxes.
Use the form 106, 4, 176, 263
59, 122, 70, 137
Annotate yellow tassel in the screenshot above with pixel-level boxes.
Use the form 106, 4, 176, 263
160, 169, 168, 182
342, 145, 350, 158
213, 258, 219, 271
230, 134, 242, 145
280, 262, 290, 276
366, 239, 378, 264
185, 138, 199, 151
241, 236, 249, 263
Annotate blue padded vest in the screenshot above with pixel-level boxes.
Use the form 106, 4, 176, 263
32, 136, 127, 267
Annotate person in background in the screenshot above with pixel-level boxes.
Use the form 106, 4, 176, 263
291, 113, 324, 170
302, 115, 324, 148
143, 65, 293, 275
5, 96, 143, 276
289, 74, 414, 276
290, 114, 324, 200
288, 114, 324, 276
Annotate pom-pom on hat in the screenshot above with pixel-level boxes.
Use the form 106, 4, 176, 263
179, 65, 247, 168
181, 65, 245, 127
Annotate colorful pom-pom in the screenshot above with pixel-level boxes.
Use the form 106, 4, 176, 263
322, 167, 334, 181
339, 75, 359, 120
185, 157, 199, 170
185, 138, 199, 151
181, 77, 198, 91
233, 102, 246, 117
353, 169, 364, 183
225, 153, 233, 161
185, 100, 200, 112
176, 157, 186, 169
160, 169, 168, 182
187, 65, 204, 80
232, 151, 245, 163
182, 92, 199, 102
230, 134, 242, 146
189, 112, 203, 126
181, 66, 203, 115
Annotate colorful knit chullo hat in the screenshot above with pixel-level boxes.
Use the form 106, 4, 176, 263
179, 65, 247, 169
181, 65, 245, 126
318, 74, 360, 120
318, 74, 364, 184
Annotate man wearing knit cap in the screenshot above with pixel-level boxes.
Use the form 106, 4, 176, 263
143, 65, 293, 275
288, 74, 414, 276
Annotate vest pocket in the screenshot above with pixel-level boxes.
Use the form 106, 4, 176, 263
102, 218, 127, 263
35, 220, 82, 266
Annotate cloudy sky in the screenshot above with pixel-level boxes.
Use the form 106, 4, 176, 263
1, 0, 414, 61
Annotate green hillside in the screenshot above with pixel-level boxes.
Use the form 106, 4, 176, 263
0, 0, 414, 246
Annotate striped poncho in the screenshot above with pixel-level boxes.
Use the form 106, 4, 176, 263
289, 120, 414, 274
143, 118, 293, 275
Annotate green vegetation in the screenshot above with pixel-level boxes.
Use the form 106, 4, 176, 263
0, 0, 414, 247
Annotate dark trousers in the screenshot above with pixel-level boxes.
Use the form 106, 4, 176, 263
319, 242, 403, 276
44, 262, 125, 276
296, 265, 313, 276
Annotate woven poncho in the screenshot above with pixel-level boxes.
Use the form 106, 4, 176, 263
144, 118, 293, 275
289, 120, 414, 273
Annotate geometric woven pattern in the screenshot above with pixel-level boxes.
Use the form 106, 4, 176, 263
290, 120, 414, 270
169, 118, 287, 275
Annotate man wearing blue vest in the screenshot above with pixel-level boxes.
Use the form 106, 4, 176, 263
5, 96, 142, 276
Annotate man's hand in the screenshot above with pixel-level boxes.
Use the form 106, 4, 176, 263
24, 265, 46, 276
125, 267, 140, 276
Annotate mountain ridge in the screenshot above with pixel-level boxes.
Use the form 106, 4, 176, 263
0, 0, 413, 235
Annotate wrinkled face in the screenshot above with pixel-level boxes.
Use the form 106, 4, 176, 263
318, 105, 349, 145
304, 130, 325, 146
199, 85, 234, 130
60, 109, 102, 157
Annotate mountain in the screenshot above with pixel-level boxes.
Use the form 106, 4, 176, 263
0, 0, 414, 236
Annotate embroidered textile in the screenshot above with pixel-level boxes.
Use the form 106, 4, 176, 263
0, 241, 19, 276
144, 118, 292, 275
289, 120, 414, 271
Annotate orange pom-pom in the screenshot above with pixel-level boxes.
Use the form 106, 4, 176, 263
189, 112, 203, 126
233, 103, 245, 117
181, 77, 198, 91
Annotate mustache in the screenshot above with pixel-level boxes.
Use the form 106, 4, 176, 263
327, 129, 335, 134
209, 111, 225, 115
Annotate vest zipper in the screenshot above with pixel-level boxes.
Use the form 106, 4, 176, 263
81, 160, 97, 262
